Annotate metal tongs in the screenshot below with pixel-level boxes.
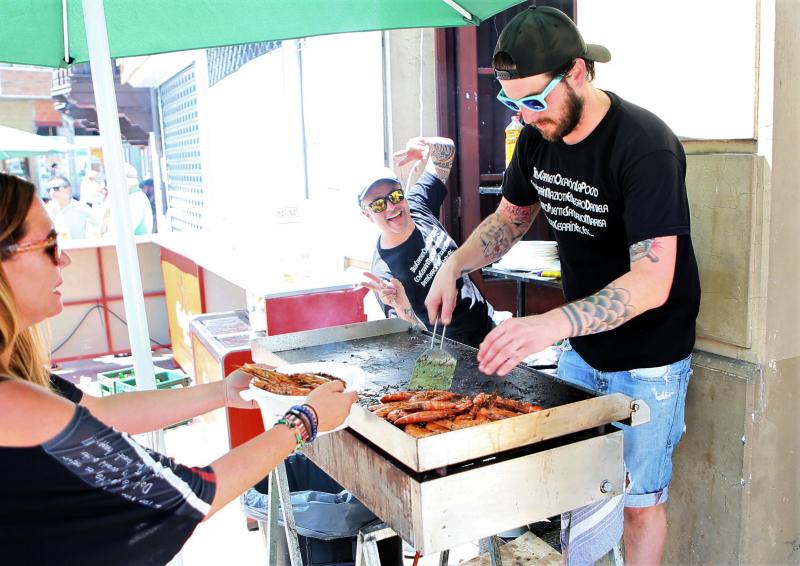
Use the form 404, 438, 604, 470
408, 313, 457, 390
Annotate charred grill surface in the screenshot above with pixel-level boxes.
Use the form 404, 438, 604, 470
267, 328, 589, 409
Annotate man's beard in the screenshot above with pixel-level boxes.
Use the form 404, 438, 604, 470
533, 83, 583, 142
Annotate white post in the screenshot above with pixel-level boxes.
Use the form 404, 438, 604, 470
81, 0, 163, 452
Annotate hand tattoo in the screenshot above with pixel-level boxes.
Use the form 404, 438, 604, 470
560, 284, 636, 336
630, 238, 660, 263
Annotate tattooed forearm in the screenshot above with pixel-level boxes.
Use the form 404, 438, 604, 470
429, 140, 456, 182
479, 221, 514, 261
402, 306, 426, 328
468, 201, 536, 262
559, 284, 637, 337
630, 238, 660, 263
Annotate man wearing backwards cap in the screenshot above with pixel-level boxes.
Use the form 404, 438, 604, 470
356, 136, 495, 348
426, 6, 700, 564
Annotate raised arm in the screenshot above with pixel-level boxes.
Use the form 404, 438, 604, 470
477, 235, 678, 376
394, 137, 456, 183
425, 197, 538, 324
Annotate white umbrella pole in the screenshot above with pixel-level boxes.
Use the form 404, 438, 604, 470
82, 0, 163, 452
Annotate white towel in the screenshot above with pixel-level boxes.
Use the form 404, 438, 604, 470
560, 494, 625, 565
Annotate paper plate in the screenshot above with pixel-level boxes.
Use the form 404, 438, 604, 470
239, 362, 365, 435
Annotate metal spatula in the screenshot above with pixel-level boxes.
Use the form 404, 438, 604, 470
408, 314, 457, 390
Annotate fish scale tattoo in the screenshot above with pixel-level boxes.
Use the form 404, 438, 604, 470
560, 284, 636, 336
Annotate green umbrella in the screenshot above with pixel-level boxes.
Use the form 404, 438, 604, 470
0, 0, 524, 68
0, 0, 523, 411
0, 124, 78, 160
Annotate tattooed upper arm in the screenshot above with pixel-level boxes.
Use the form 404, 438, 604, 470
497, 199, 537, 234
630, 238, 662, 264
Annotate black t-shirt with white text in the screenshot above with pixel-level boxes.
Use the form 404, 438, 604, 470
503, 91, 700, 371
372, 172, 494, 348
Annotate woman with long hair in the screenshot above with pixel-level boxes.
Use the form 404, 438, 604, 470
0, 173, 357, 565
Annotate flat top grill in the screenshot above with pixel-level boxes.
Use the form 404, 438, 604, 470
252, 320, 633, 552
258, 323, 590, 408
252, 320, 634, 473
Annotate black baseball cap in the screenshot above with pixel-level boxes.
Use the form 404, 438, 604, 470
493, 6, 611, 80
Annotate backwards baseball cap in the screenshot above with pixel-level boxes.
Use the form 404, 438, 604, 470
493, 6, 610, 80
356, 167, 401, 207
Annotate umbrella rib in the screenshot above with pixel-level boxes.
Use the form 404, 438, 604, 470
61, 0, 73, 64
440, 0, 475, 23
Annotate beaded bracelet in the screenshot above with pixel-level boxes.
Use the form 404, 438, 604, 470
287, 409, 315, 443
302, 403, 320, 430
274, 418, 305, 451
292, 404, 318, 440
284, 413, 309, 442
287, 405, 316, 440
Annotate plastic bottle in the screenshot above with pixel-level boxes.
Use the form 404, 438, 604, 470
504, 115, 524, 167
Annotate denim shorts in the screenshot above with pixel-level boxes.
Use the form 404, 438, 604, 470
557, 342, 693, 508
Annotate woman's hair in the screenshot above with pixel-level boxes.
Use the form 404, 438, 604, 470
0, 173, 51, 389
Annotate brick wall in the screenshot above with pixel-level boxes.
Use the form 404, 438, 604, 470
0, 68, 52, 97
34, 99, 61, 125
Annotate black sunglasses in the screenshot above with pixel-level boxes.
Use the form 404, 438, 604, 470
0, 230, 61, 265
364, 188, 405, 213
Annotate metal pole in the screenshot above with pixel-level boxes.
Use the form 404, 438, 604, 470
81, 0, 162, 452
275, 463, 304, 566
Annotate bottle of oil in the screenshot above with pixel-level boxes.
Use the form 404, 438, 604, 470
504, 115, 523, 167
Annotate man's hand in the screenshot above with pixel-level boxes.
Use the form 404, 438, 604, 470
393, 137, 429, 168
357, 272, 423, 326
477, 314, 568, 376
424, 260, 461, 326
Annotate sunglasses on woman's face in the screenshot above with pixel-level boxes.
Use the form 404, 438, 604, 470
0, 230, 61, 265
364, 188, 405, 214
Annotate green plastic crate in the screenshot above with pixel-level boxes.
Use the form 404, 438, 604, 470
97, 367, 190, 396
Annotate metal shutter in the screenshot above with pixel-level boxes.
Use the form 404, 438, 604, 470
158, 65, 203, 232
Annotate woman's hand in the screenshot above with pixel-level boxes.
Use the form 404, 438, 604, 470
223, 369, 258, 409
304, 380, 358, 433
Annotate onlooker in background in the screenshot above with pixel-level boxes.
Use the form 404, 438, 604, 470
102, 164, 154, 237
124, 164, 153, 235
139, 178, 157, 233
79, 169, 104, 208
44, 176, 95, 240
